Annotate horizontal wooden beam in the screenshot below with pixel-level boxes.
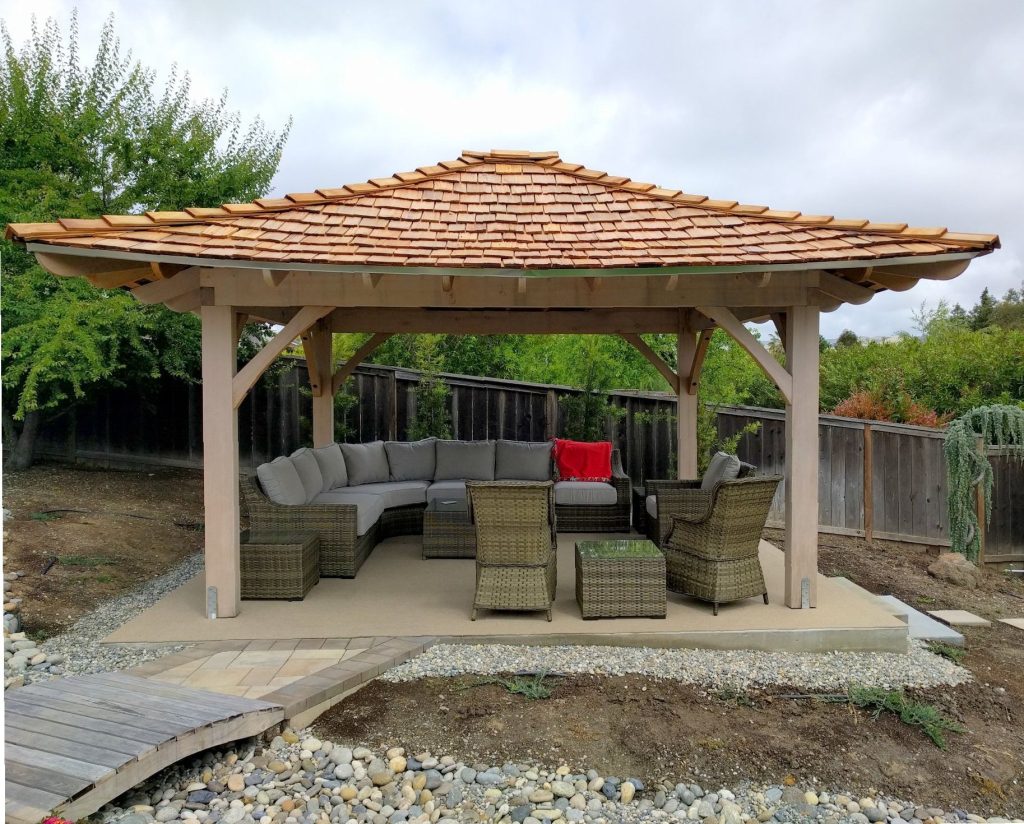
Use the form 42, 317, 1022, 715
332, 332, 392, 394
232, 305, 332, 408
697, 305, 793, 404
326, 307, 700, 334
816, 271, 875, 305
202, 268, 814, 310
132, 269, 201, 304
620, 334, 679, 393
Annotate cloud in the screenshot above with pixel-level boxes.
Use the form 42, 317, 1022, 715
4, 0, 1021, 337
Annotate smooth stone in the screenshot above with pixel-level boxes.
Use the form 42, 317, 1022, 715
424, 770, 443, 790
226, 775, 245, 792
460, 768, 477, 783
551, 781, 575, 798
803, 792, 819, 806
531, 790, 554, 804
476, 772, 502, 786
334, 764, 354, 780
620, 782, 636, 804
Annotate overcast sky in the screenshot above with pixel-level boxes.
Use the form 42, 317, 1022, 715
4, 0, 1022, 338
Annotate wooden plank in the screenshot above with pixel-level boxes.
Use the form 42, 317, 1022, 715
93, 673, 278, 713
65, 678, 245, 720
3, 698, 172, 744
830, 425, 847, 529
5, 691, 189, 738
4, 760, 90, 800
5, 742, 111, 782
27, 681, 219, 727
6, 726, 131, 769
5, 782, 69, 823
6, 714, 151, 757
818, 425, 833, 527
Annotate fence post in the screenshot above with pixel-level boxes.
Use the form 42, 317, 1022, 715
545, 389, 558, 439
388, 371, 398, 440
976, 435, 987, 566
863, 423, 874, 544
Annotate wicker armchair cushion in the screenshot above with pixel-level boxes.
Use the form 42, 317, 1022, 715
310, 490, 387, 535
385, 438, 437, 481
553, 480, 618, 506
345, 480, 428, 509
645, 495, 658, 518
495, 440, 553, 481
340, 441, 390, 485
435, 440, 496, 481
256, 457, 307, 505
701, 452, 742, 491
312, 443, 348, 490
426, 480, 466, 504
290, 448, 325, 503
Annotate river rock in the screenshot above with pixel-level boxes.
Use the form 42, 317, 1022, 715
927, 553, 982, 588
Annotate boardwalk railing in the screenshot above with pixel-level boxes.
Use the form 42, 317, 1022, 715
35, 361, 1022, 560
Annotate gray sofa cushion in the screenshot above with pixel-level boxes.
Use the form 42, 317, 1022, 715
385, 438, 436, 482
645, 494, 657, 519
309, 490, 385, 536
290, 448, 324, 503
340, 441, 390, 486
435, 440, 495, 481
553, 480, 618, 506
701, 451, 742, 490
256, 457, 306, 506
426, 480, 467, 504
312, 443, 348, 491
346, 481, 429, 510
495, 440, 552, 481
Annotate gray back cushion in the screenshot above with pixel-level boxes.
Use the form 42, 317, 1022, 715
495, 440, 552, 481
339, 441, 390, 486
312, 443, 348, 491
702, 451, 742, 491
385, 438, 437, 481
256, 457, 307, 505
290, 448, 324, 503
435, 440, 496, 481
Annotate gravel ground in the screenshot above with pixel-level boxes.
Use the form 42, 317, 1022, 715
92, 731, 1023, 824
11, 552, 202, 686
380, 641, 972, 691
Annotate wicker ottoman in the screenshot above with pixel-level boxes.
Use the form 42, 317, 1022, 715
575, 539, 666, 619
423, 498, 476, 559
240, 530, 320, 600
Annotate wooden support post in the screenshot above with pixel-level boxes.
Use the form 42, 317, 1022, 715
307, 321, 334, 447
545, 389, 559, 439
863, 423, 874, 545
200, 304, 241, 619
784, 305, 820, 609
676, 315, 699, 479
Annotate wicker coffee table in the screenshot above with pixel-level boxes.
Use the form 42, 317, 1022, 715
240, 530, 320, 600
422, 498, 476, 559
575, 539, 666, 619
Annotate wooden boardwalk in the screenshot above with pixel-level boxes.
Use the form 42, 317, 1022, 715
4, 672, 284, 824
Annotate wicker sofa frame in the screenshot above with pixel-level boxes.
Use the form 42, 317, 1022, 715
663, 475, 782, 614
242, 447, 631, 578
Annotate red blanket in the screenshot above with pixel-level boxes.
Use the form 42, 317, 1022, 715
553, 439, 612, 482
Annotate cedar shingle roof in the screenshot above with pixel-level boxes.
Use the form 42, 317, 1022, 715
6, 150, 999, 270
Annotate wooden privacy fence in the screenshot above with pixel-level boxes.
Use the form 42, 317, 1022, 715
35, 361, 1022, 559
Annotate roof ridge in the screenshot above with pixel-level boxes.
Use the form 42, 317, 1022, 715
5, 149, 999, 249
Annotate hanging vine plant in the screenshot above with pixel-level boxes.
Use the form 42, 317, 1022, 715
944, 404, 1024, 560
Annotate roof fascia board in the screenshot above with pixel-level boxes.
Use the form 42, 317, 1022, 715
27, 244, 983, 280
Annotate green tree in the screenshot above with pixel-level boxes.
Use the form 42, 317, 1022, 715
407, 335, 453, 440
969, 287, 996, 330
835, 329, 859, 348
0, 13, 289, 468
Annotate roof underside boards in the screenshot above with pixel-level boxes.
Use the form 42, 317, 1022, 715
7, 150, 999, 272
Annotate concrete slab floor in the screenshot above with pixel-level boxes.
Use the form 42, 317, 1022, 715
106, 536, 906, 653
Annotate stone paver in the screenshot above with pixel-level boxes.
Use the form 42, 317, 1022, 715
927, 609, 992, 627
999, 617, 1024, 630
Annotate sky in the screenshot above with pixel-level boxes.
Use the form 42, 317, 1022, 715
3, 0, 1022, 338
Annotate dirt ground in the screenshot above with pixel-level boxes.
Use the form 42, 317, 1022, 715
319, 531, 1024, 816
2, 463, 204, 637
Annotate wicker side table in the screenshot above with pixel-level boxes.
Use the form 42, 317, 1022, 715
575, 539, 666, 619
423, 498, 476, 559
240, 530, 320, 600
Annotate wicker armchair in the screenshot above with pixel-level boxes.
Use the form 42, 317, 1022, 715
645, 461, 754, 547
467, 481, 557, 621
663, 475, 782, 614
554, 448, 632, 532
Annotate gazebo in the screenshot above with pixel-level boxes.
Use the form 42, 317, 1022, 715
7, 149, 999, 621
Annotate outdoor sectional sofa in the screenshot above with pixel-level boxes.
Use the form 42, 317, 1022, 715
242, 438, 631, 577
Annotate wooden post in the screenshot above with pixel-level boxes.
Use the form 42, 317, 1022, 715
201, 303, 241, 619
784, 305, 820, 609
307, 321, 334, 447
976, 436, 987, 566
676, 315, 699, 479
545, 389, 559, 439
863, 423, 874, 545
